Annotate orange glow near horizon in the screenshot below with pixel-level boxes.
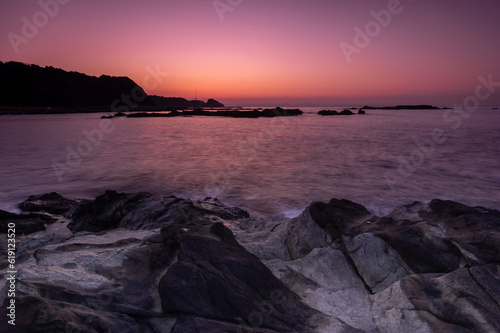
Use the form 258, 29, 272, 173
0, 0, 499, 106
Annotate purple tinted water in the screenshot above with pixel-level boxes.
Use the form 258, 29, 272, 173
1, 107, 499, 217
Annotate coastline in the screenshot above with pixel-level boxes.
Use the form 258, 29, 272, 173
0, 104, 450, 116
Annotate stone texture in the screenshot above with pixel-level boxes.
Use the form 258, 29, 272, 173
68, 190, 249, 232
344, 233, 412, 293
1, 192, 499, 332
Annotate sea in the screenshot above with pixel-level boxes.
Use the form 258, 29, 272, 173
1, 107, 499, 217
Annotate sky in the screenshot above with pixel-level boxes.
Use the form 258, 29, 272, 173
1, 0, 500, 106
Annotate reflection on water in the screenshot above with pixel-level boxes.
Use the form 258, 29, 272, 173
1, 108, 499, 216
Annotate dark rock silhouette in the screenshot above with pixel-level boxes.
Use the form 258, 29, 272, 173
68, 190, 249, 232
19, 192, 77, 215
0, 62, 225, 115
0, 210, 55, 234
0, 61, 153, 109
318, 109, 355, 115
126, 107, 303, 119
318, 110, 338, 115
206, 98, 225, 107
148, 95, 224, 109
358, 109, 366, 114
158, 223, 321, 332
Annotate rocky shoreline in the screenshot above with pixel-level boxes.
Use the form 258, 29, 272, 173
1, 191, 499, 332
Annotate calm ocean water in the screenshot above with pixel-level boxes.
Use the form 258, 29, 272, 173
1, 107, 499, 217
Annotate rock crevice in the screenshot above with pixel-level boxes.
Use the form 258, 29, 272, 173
1, 192, 499, 332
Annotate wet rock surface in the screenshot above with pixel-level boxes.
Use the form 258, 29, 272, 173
1, 192, 499, 332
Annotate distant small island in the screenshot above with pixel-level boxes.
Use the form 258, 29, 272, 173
318, 109, 366, 115
361, 105, 450, 110
103, 107, 303, 119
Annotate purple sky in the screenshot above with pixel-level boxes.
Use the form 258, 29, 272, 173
1, 0, 499, 106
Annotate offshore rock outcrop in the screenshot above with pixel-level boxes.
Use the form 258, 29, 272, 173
124, 107, 304, 119
317, 109, 357, 116
0, 192, 499, 332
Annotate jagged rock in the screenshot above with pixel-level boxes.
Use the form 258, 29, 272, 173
347, 199, 500, 274
0, 199, 327, 332
284, 207, 335, 259
371, 265, 500, 332
400, 265, 500, 332
234, 216, 291, 260
344, 233, 412, 293
19, 192, 77, 215
370, 278, 433, 332
68, 191, 249, 232
308, 199, 372, 234
232, 198, 500, 332
158, 223, 323, 332
234, 199, 372, 262
263, 247, 376, 332
68, 190, 153, 232
1, 192, 499, 332
0, 210, 56, 234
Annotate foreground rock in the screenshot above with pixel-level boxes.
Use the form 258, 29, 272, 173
1, 192, 338, 332
232, 198, 500, 332
1, 192, 499, 332
0, 210, 56, 234
68, 190, 249, 232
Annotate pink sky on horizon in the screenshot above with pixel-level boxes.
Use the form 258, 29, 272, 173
1, 0, 499, 106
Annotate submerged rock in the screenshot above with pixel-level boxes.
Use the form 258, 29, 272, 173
1, 191, 499, 332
